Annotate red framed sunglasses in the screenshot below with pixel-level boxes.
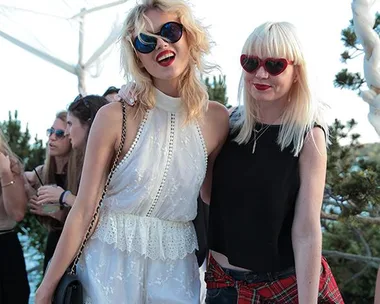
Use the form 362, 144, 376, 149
240, 55, 293, 76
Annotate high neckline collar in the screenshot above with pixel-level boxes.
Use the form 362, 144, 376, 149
154, 87, 182, 113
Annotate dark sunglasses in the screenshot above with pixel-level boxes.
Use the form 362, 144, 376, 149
240, 55, 293, 76
71, 94, 93, 120
133, 22, 183, 54
72, 94, 90, 109
47, 127, 66, 139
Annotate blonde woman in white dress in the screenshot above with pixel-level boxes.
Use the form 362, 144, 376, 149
35, 0, 229, 303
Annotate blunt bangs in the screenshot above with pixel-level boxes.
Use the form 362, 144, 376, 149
242, 22, 302, 64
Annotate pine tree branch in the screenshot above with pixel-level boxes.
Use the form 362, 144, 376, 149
341, 265, 370, 287
323, 250, 379, 268
321, 211, 380, 224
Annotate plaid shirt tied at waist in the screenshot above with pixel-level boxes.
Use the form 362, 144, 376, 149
205, 254, 344, 304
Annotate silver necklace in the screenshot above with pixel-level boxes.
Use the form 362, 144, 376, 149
252, 115, 283, 154
252, 123, 272, 154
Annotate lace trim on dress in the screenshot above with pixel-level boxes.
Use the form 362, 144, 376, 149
195, 122, 208, 172
146, 112, 176, 217
92, 208, 199, 261
113, 111, 150, 174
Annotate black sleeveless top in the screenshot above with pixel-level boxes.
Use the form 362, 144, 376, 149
208, 117, 301, 273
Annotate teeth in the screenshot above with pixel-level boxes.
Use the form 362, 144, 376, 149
158, 53, 174, 62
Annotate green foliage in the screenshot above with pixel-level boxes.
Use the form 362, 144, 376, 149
203, 75, 230, 107
323, 223, 377, 303
334, 14, 380, 91
334, 69, 365, 91
323, 119, 380, 301
1, 111, 47, 281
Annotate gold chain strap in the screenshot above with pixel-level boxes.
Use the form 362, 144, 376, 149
69, 101, 127, 274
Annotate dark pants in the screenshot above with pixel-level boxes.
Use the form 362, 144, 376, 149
0, 231, 30, 304
43, 229, 62, 273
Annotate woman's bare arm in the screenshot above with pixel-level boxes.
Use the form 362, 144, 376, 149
1, 154, 27, 221
35, 103, 123, 302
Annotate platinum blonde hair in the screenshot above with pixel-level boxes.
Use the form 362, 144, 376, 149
234, 21, 329, 156
120, 0, 213, 122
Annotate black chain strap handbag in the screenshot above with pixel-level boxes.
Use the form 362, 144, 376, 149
53, 101, 127, 304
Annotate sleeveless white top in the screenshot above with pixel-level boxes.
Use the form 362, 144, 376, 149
78, 87, 207, 303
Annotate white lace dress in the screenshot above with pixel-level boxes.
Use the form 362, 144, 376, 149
77, 88, 207, 304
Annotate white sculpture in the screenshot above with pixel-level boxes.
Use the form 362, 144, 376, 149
352, 0, 380, 135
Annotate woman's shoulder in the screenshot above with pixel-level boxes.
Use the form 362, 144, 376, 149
205, 101, 229, 130
206, 101, 229, 119
94, 101, 140, 127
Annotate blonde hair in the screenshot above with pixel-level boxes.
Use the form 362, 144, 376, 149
40, 111, 75, 230
120, 0, 212, 122
0, 129, 23, 178
42, 111, 71, 187
234, 21, 329, 156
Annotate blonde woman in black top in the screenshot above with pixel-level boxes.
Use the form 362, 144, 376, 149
206, 21, 343, 303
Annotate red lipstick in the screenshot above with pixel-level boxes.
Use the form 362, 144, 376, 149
254, 84, 271, 91
156, 50, 176, 67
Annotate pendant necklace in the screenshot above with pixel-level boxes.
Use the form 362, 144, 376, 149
252, 124, 272, 154
252, 114, 283, 154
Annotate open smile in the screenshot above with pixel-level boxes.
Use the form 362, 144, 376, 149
156, 50, 176, 67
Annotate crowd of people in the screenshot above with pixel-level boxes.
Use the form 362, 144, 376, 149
3, 0, 378, 303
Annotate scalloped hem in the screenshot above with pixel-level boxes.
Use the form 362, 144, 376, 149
91, 210, 199, 261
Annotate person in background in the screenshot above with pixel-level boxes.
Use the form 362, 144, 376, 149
0, 129, 30, 304
102, 86, 120, 102
35, 0, 229, 302
26, 111, 73, 273
205, 21, 344, 303
28, 96, 108, 271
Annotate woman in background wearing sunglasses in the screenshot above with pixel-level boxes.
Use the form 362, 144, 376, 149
0, 129, 30, 303
205, 22, 344, 303
35, 0, 228, 303
28, 96, 108, 273
26, 111, 73, 273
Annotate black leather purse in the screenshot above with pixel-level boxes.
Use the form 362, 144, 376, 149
53, 272, 83, 304
53, 101, 127, 304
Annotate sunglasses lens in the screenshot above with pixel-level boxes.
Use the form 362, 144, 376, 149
240, 55, 259, 73
46, 128, 53, 137
47, 128, 65, 139
161, 22, 183, 43
134, 33, 156, 54
55, 130, 65, 138
265, 59, 287, 75
133, 22, 183, 54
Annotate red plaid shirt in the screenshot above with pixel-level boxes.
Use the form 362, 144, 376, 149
205, 254, 344, 303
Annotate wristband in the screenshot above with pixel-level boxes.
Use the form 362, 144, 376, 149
62, 190, 71, 206
59, 191, 66, 209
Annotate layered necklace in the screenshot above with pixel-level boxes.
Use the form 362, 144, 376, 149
252, 114, 283, 154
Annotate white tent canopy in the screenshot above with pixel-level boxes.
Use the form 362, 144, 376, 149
0, 0, 133, 94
